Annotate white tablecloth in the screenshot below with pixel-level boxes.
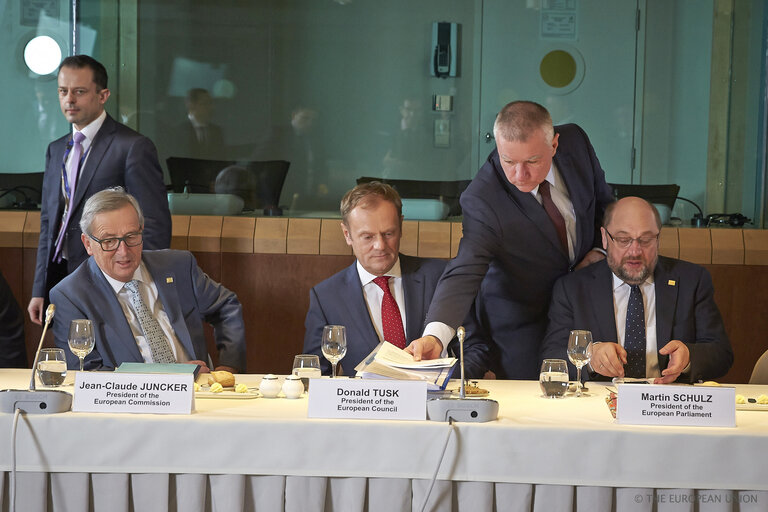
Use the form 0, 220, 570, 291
1, 370, 766, 511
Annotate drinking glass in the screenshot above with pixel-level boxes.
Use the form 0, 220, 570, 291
539, 359, 568, 398
293, 354, 322, 389
37, 348, 67, 387
567, 330, 593, 397
68, 319, 95, 372
321, 325, 347, 378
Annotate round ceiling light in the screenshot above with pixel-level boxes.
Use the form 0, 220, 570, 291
24, 36, 62, 76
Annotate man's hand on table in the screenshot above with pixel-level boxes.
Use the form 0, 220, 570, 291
405, 336, 443, 361
187, 360, 210, 373
590, 342, 627, 378
655, 340, 689, 384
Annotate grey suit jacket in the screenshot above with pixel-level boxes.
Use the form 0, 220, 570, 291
540, 257, 733, 383
50, 250, 246, 371
426, 124, 615, 379
303, 254, 447, 375
33, 114, 171, 298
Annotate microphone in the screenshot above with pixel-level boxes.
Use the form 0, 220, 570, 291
427, 326, 499, 422
0, 303, 72, 414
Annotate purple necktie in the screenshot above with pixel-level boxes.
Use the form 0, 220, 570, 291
53, 131, 87, 262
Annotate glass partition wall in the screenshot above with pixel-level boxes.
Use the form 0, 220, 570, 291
2, 0, 766, 226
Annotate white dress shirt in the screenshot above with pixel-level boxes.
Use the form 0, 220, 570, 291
611, 273, 660, 378
356, 259, 406, 343
530, 163, 577, 263
101, 262, 190, 364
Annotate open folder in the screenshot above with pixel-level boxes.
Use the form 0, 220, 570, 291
354, 342, 457, 391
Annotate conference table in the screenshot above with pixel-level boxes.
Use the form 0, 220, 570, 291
0, 369, 766, 512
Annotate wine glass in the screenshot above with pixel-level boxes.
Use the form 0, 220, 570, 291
321, 325, 347, 378
539, 359, 568, 398
37, 348, 67, 387
68, 319, 95, 372
567, 330, 593, 397
292, 354, 321, 390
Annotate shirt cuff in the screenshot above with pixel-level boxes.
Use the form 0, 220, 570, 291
592, 247, 607, 256
422, 322, 454, 358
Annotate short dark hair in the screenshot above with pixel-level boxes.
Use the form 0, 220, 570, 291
59, 55, 108, 90
493, 101, 554, 143
603, 197, 662, 230
340, 182, 402, 226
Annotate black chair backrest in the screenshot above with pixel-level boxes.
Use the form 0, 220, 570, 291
608, 183, 680, 210
356, 177, 471, 216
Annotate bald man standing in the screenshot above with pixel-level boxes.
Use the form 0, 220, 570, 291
541, 197, 733, 383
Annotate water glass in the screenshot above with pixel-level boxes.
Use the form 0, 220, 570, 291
37, 348, 67, 387
539, 359, 568, 398
293, 354, 322, 389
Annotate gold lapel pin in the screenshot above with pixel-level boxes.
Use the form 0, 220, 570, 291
668, 280, 676, 286
166, 277, 174, 283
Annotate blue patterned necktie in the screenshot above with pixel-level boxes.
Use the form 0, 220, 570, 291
124, 280, 176, 363
624, 284, 646, 378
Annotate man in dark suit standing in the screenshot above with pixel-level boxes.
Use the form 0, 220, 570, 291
50, 187, 245, 372
303, 182, 447, 375
541, 197, 732, 383
408, 101, 615, 379
28, 55, 171, 325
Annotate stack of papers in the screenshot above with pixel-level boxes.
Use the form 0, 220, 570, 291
354, 342, 457, 391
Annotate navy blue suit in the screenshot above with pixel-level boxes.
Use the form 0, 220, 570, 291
426, 124, 615, 379
303, 255, 447, 375
50, 250, 246, 371
541, 257, 733, 383
33, 114, 171, 299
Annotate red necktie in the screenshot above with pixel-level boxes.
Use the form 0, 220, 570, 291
539, 180, 568, 253
373, 276, 407, 349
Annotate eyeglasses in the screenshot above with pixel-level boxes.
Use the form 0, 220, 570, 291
604, 229, 659, 249
87, 232, 143, 251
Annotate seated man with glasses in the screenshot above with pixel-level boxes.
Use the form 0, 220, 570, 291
540, 197, 732, 383
49, 187, 246, 372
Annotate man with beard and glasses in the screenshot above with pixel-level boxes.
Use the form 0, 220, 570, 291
540, 197, 733, 383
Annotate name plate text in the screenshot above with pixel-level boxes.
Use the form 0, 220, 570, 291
73, 372, 194, 414
617, 384, 735, 427
308, 378, 426, 420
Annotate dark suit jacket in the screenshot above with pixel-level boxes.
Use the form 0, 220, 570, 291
0, 270, 27, 368
49, 250, 246, 371
303, 254, 447, 375
33, 114, 172, 299
174, 119, 226, 160
540, 257, 733, 383
426, 124, 615, 379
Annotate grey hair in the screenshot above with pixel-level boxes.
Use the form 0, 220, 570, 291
493, 100, 554, 144
79, 187, 144, 235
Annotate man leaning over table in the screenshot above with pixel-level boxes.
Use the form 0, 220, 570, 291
49, 187, 246, 372
407, 100, 615, 379
303, 182, 449, 375
540, 197, 733, 383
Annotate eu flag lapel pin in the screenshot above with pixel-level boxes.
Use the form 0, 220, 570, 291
166, 277, 174, 283
667, 280, 676, 286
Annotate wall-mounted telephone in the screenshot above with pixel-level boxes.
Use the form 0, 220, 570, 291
431, 22, 458, 78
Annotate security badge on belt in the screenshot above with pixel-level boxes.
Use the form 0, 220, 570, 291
668, 280, 676, 286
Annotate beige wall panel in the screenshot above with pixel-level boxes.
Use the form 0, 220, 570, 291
319, 219, 351, 255
418, 222, 451, 259
0, 212, 27, 247
744, 230, 768, 265
658, 227, 679, 259
450, 222, 463, 258
678, 228, 712, 264
400, 221, 419, 257
287, 218, 320, 254
221, 217, 256, 253
23, 211, 40, 249
710, 229, 744, 265
188, 216, 223, 253
171, 215, 190, 250
254, 218, 288, 254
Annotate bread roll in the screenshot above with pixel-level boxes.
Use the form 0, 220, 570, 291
207, 370, 235, 387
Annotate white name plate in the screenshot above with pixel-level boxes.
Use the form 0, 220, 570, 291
308, 378, 426, 420
617, 384, 735, 427
73, 372, 194, 414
